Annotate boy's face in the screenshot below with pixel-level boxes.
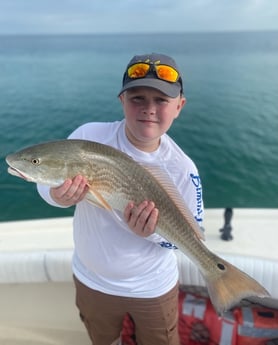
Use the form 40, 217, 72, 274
119, 87, 186, 152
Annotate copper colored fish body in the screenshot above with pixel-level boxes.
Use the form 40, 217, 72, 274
6, 139, 270, 314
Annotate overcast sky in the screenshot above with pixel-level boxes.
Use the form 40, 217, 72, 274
0, 0, 278, 35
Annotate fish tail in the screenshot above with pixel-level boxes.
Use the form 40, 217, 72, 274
205, 259, 270, 315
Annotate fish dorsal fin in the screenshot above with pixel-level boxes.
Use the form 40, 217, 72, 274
141, 163, 205, 241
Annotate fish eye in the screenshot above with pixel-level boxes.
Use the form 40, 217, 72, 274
31, 158, 40, 165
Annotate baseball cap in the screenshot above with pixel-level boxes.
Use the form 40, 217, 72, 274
118, 53, 183, 98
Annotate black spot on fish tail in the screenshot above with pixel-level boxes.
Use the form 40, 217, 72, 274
217, 263, 226, 271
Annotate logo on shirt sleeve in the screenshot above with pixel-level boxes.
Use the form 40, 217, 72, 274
190, 173, 203, 223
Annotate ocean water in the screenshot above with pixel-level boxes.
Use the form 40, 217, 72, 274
0, 31, 278, 221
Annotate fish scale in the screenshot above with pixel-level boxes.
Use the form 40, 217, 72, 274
6, 139, 270, 315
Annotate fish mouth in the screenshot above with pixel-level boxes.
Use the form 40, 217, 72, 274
7, 167, 28, 180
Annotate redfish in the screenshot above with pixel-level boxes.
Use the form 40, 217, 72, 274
6, 139, 270, 314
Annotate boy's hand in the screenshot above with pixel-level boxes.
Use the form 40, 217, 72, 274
124, 201, 159, 237
50, 175, 89, 207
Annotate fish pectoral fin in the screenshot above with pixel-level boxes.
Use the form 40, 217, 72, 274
86, 186, 125, 226
86, 186, 112, 211
85, 193, 106, 209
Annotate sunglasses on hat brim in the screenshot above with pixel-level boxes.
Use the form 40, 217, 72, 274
127, 63, 180, 83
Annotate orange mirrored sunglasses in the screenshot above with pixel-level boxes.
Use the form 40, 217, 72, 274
127, 63, 179, 83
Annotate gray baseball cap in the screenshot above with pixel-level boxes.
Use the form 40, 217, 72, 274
118, 53, 183, 98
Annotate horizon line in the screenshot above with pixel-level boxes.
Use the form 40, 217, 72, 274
0, 29, 278, 37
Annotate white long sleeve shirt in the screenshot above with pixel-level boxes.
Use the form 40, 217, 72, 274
37, 120, 204, 298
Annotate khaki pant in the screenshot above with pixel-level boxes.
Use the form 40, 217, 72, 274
73, 276, 180, 345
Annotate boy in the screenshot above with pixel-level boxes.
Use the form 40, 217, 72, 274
37, 53, 204, 345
